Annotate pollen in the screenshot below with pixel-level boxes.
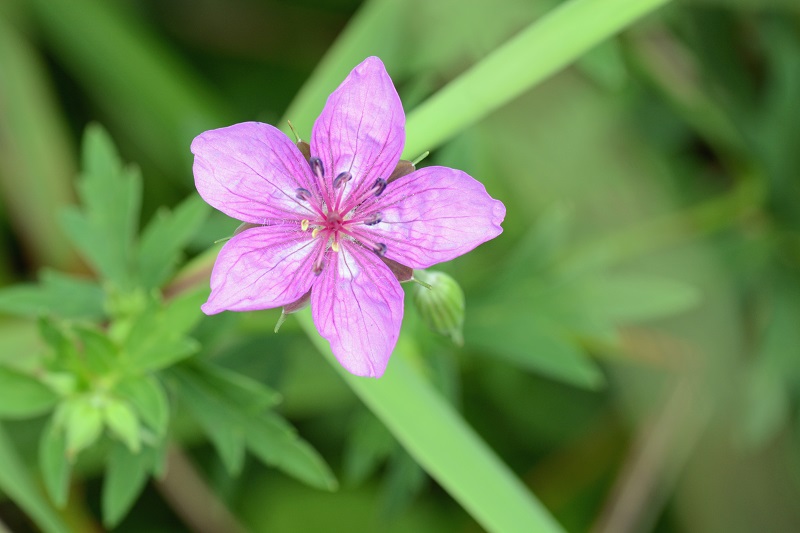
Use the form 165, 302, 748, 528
301, 219, 309, 231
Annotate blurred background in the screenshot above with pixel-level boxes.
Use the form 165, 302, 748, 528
1, 0, 800, 531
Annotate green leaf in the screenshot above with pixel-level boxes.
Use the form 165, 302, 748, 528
39, 421, 71, 507
0, 270, 105, 320
169, 362, 335, 489
176, 360, 282, 413
73, 326, 118, 375
123, 290, 206, 373
102, 443, 156, 528
0, 423, 70, 533
0, 366, 59, 419
244, 411, 338, 492
60, 124, 141, 288
103, 398, 141, 453
577, 274, 701, 323
170, 367, 246, 475
468, 307, 605, 390
342, 410, 395, 486
60, 396, 103, 458
300, 316, 566, 533
114, 376, 169, 437
402, 0, 671, 158
137, 195, 210, 289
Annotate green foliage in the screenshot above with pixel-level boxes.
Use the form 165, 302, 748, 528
0, 424, 70, 533
0, 366, 58, 419
0, 124, 337, 528
4, 0, 800, 531
137, 195, 210, 289
0, 269, 105, 320
170, 361, 337, 491
60, 124, 141, 290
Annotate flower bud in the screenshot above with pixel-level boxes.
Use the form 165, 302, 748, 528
412, 270, 465, 346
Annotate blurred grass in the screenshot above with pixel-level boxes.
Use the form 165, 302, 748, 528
2, 0, 800, 532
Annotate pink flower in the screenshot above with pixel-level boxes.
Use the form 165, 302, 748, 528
192, 57, 505, 377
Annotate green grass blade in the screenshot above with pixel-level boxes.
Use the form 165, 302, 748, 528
0, 423, 70, 533
403, 0, 671, 157
0, 14, 78, 269
26, 0, 231, 182
298, 316, 565, 533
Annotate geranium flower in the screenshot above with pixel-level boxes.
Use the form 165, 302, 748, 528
192, 57, 505, 377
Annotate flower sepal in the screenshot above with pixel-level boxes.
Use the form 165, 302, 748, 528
412, 270, 466, 346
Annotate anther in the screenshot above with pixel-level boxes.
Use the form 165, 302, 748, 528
364, 212, 383, 226
312, 227, 321, 239
373, 243, 387, 257
300, 219, 309, 231
331, 241, 340, 252
309, 157, 324, 178
333, 171, 352, 189
295, 187, 312, 201
312, 262, 324, 276
372, 178, 387, 196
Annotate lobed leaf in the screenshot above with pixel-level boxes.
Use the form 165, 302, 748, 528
169, 362, 336, 489
102, 443, 156, 528
60, 124, 141, 288
102, 398, 141, 453
114, 376, 169, 437
0, 269, 105, 320
0, 366, 59, 419
39, 421, 71, 508
137, 194, 210, 290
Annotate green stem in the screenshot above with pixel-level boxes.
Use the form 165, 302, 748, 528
403, 0, 672, 157
298, 319, 566, 533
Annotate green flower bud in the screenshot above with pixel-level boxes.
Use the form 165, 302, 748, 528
412, 270, 465, 346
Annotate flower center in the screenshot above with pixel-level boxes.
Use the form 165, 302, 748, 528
296, 159, 390, 275
325, 212, 344, 232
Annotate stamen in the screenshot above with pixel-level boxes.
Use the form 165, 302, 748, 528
300, 219, 309, 231
313, 262, 324, 276
309, 157, 324, 179
364, 212, 383, 226
295, 187, 312, 201
312, 227, 321, 239
331, 240, 340, 252
333, 171, 352, 189
373, 243, 387, 257
372, 178, 387, 196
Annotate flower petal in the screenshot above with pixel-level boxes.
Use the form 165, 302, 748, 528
311, 243, 404, 378
192, 122, 319, 224
311, 57, 405, 200
358, 166, 506, 268
202, 226, 320, 314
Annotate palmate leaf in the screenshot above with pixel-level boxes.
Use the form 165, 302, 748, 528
0, 269, 105, 320
113, 375, 169, 437
60, 124, 141, 289
122, 288, 207, 373
168, 361, 336, 490
136, 194, 210, 290
0, 366, 59, 419
102, 442, 160, 528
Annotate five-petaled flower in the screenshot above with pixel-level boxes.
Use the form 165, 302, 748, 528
192, 56, 505, 378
